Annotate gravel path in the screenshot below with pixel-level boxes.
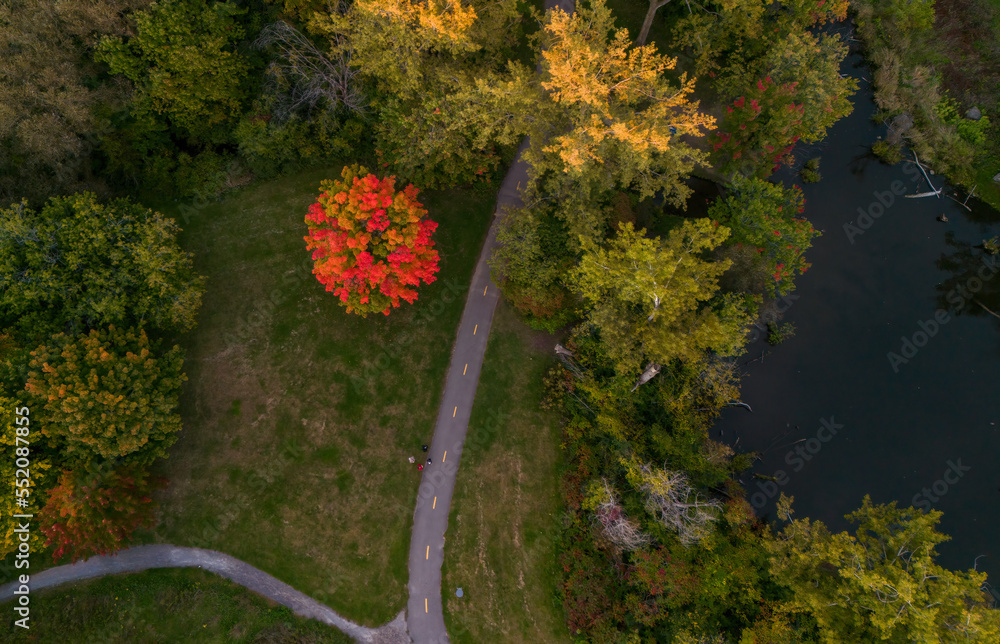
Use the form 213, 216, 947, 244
0, 544, 408, 644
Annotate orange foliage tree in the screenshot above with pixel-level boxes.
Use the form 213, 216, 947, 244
39, 466, 165, 563
304, 164, 440, 316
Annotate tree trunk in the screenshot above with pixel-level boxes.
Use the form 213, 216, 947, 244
631, 362, 661, 392
638, 0, 672, 46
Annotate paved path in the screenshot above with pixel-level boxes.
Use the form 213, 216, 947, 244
0, 544, 408, 644
405, 3, 574, 641
0, 4, 577, 642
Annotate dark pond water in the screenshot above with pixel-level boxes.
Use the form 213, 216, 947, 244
715, 45, 1000, 592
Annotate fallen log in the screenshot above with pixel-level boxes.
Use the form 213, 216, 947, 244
904, 189, 943, 198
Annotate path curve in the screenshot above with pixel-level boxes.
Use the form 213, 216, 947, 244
0, 4, 577, 641
0, 544, 407, 644
405, 1, 575, 641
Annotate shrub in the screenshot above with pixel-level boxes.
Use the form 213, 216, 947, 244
800, 157, 821, 183
872, 139, 904, 164
767, 321, 796, 345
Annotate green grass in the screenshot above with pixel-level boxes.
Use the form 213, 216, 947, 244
0, 567, 353, 643
135, 163, 495, 626
441, 302, 570, 644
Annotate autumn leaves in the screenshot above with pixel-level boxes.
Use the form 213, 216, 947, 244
304, 165, 441, 316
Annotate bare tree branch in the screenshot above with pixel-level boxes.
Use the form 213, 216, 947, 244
637, 464, 720, 546
594, 479, 652, 551
253, 20, 366, 121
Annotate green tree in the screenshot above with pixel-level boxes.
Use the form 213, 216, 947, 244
0, 0, 150, 205
490, 205, 577, 329
768, 495, 1000, 643
672, 0, 855, 177
310, 0, 522, 96
569, 220, 746, 376
674, 0, 848, 79
373, 64, 539, 187
710, 32, 856, 177
25, 326, 186, 466
0, 193, 205, 340
709, 177, 818, 296
312, 0, 479, 95
308, 0, 531, 188
96, 0, 249, 143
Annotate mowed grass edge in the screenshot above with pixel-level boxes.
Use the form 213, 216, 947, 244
441, 302, 570, 643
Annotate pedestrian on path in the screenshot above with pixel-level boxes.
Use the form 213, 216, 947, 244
426, 457, 432, 465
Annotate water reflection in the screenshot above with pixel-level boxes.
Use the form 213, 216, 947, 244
713, 46, 1000, 592
935, 232, 1000, 331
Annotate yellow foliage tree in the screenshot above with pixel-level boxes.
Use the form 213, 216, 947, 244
312, 0, 480, 94
532, 0, 715, 204
568, 220, 746, 376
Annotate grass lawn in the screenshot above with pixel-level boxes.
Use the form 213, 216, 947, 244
440, 302, 570, 643
140, 164, 496, 626
0, 567, 352, 642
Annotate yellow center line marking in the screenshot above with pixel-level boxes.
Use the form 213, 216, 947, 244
426, 546, 430, 560
433, 496, 437, 509
425, 598, 428, 613
443, 451, 447, 462
453, 406, 457, 417
463, 363, 468, 375
483, 285, 488, 296
473, 324, 478, 335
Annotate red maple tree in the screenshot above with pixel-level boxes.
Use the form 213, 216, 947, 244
39, 466, 164, 563
304, 164, 440, 316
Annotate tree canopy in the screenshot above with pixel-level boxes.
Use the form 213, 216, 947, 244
96, 0, 250, 144
769, 495, 1000, 643
529, 0, 714, 207
569, 220, 746, 375
39, 465, 164, 563
0, 399, 53, 560
0, 0, 150, 205
0, 193, 205, 341
709, 177, 818, 296
304, 164, 440, 316
25, 326, 186, 466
